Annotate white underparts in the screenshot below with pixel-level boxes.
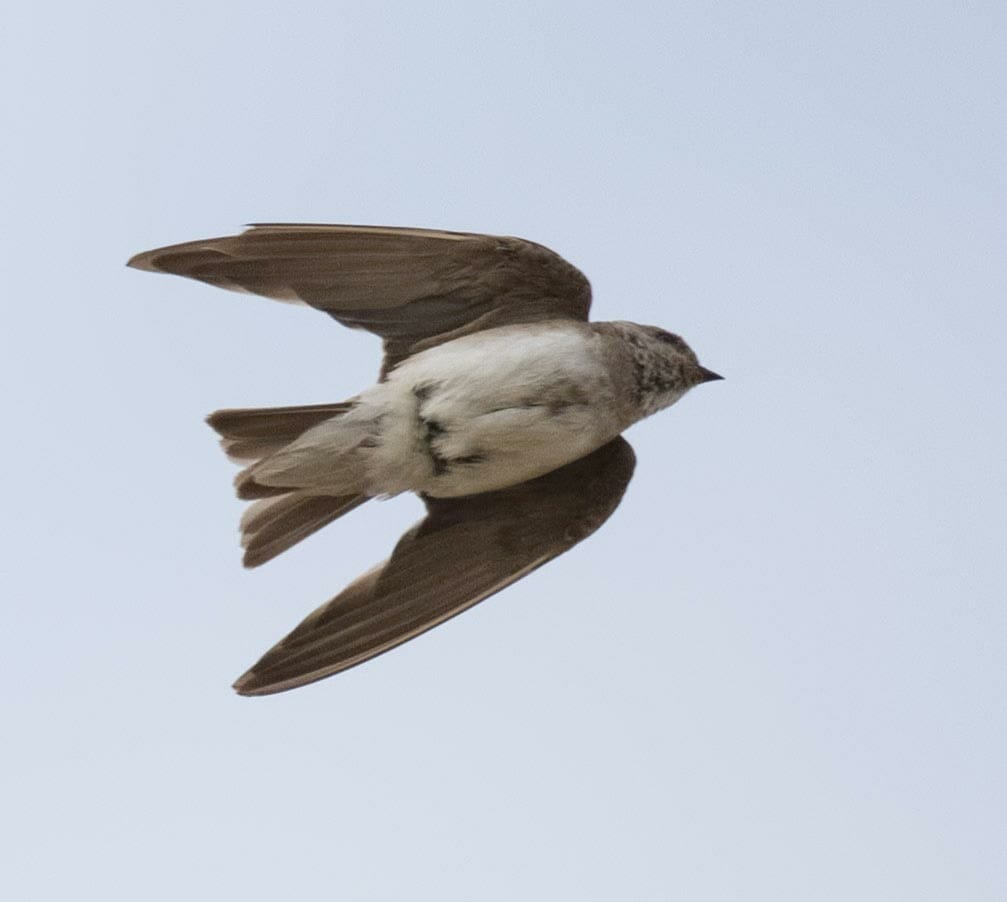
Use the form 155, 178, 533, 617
253, 322, 625, 498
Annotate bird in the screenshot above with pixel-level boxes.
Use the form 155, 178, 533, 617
127, 224, 722, 695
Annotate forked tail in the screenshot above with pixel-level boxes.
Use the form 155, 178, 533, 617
206, 402, 369, 567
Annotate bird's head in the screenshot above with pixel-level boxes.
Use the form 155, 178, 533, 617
641, 325, 723, 384
617, 323, 723, 417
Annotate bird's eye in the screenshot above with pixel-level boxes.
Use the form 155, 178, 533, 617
651, 328, 685, 349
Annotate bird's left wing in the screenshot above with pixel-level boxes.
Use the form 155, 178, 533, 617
128, 224, 591, 374
233, 437, 636, 696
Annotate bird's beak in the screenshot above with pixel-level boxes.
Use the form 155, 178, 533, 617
696, 366, 724, 383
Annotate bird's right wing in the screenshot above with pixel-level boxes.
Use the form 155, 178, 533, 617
128, 224, 592, 374
232, 437, 636, 696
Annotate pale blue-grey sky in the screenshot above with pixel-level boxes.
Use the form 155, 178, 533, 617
4, 2, 1005, 899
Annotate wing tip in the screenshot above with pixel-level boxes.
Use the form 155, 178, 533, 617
232, 666, 328, 697
126, 249, 159, 271
232, 670, 271, 696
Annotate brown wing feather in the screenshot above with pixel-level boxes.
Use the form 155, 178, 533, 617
128, 224, 592, 372
232, 437, 636, 696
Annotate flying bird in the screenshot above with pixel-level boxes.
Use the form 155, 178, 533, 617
128, 224, 722, 695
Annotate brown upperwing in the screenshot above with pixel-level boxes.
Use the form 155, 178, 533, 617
128, 224, 592, 374
233, 436, 636, 695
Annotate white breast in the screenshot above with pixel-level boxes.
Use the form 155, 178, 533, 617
392, 322, 601, 398
359, 322, 622, 496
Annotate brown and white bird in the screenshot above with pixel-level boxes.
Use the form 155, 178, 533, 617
128, 224, 722, 695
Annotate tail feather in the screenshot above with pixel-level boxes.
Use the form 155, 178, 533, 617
207, 402, 354, 461
206, 401, 369, 563
240, 492, 367, 568
234, 466, 289, 500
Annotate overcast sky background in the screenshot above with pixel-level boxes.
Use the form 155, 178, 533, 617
4, 2, 1005, 899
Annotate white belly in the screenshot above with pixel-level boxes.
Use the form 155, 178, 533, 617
363, 322, 620, 496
